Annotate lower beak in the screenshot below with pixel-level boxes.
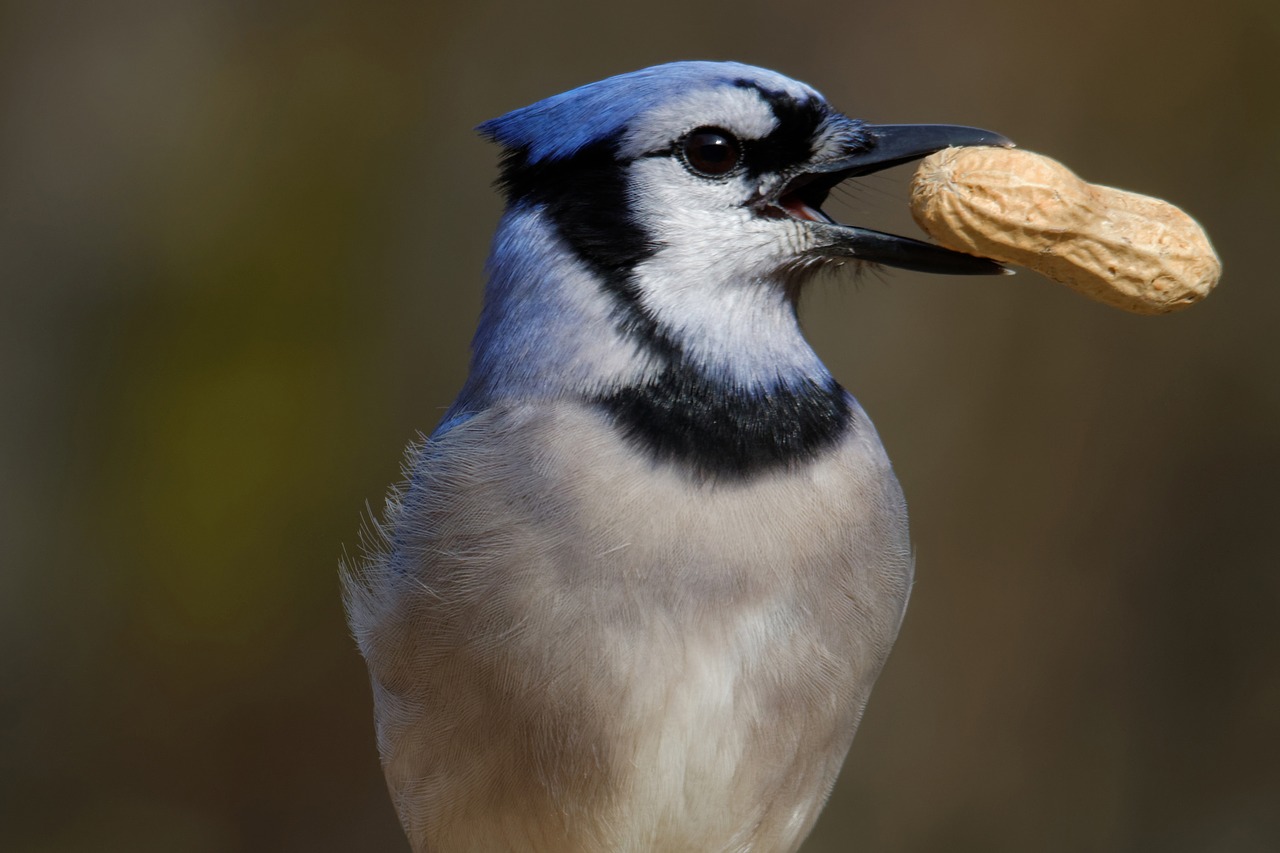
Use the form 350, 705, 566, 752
799, 123, 1013, 276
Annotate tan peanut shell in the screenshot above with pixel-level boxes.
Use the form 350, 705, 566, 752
909, 147, 1220, 315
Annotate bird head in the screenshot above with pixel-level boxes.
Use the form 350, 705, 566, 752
479, 60, 1008, 299
461, 62, 1010, 447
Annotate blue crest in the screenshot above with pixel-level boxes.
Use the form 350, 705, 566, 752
477, 61, 820, 163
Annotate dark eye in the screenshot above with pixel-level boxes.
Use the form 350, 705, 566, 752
681, 128, 741, 177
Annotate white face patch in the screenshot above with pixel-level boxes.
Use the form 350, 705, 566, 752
625, 156, 828, 385
617, 86, 779, 160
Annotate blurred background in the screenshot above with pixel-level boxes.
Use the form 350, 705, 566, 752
2, 0, 1277, 850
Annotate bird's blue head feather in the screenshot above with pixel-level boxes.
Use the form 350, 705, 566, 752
477, 61, 822, 163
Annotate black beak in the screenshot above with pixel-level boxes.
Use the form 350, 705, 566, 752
813, 123, 1012, 177
798, 123, 1013, 276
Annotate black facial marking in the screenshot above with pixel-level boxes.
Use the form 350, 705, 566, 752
733, 79, 828, 177
495, 142, 681, 360
496, 142, 652, 287
596, 365, 852, 482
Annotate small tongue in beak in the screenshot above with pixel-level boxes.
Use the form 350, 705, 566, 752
778, 192, 832, 223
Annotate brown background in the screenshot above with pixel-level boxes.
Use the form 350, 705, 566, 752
3, 1, 1277, 850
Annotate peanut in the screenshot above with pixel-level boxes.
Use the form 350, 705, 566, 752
909, 147, 1220, 315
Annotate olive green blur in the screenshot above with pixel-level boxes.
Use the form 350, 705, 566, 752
2, 0, 1276, 850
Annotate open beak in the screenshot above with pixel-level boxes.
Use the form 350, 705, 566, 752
775, 123, 1013, 276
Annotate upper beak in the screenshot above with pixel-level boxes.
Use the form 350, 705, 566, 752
792, 123, 1014, 276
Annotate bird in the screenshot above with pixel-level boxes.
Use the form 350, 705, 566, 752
344, 60, 1009, 853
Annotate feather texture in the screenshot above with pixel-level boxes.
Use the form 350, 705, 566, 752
344, 402, 912, 852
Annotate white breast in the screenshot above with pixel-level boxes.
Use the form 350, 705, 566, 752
346, 399, 913, 852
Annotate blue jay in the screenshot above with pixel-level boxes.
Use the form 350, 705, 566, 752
345, 61, 1008, 852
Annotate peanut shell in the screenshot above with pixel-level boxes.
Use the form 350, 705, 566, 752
909, 147, 1220, 315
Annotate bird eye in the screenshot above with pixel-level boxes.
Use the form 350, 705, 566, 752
681, 128, 741, 177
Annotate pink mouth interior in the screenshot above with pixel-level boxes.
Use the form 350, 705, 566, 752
778, 193, 826, 222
